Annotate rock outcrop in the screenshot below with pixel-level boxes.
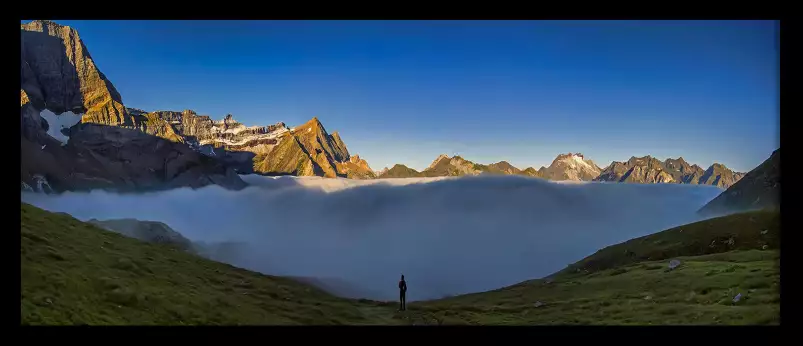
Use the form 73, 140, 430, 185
698, 149, 780, 216
337, 155, 377, 179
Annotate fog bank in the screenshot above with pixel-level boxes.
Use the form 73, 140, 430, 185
22, 175, 724, 301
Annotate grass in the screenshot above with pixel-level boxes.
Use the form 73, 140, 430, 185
553, 210, 779, 277
21, 202, 385, 325
21, 203, 780, 325
404, 249, 779, 325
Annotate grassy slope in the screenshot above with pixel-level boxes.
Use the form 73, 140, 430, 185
21, 203, 393, 325
401, 210, 780, 325
406, 250, 779, 325
21, 203, 779, 325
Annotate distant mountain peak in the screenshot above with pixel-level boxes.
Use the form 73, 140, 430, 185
539, 153, 601, 181
427, 154, 452, 171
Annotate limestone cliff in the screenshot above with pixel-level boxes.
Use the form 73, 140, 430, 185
21, 20, 131, 126
20, 20, 245, 193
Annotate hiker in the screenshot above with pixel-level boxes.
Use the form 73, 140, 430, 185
398, 274, 407, 311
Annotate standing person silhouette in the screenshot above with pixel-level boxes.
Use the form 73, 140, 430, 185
398, 274, 407, 311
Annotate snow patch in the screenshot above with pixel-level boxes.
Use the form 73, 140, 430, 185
21, 181, 34, 192
199, 127, 289, 147
32, 174, 53, 193
39, 109, 83, 146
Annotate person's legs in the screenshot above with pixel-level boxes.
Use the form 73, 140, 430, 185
400, 291, 404, 311
402, 292, 406, 311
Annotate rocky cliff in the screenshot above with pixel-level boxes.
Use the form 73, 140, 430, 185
698, 149, 780, 216
20, 20, 246, 193
21, 20, 131, 126
119, 109, 375, 179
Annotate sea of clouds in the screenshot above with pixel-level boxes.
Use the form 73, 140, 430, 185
21, 175, 724, 301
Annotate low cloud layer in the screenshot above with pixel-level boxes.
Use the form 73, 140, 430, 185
22, 175, 724, 301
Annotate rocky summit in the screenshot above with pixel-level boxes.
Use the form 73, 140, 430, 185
537, 153, 601, 181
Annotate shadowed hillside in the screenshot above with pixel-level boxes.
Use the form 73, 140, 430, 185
698, 149, 780, 216
20, 203, 394, 325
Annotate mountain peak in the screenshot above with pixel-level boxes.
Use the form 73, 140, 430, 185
540, 153, 601, 181
555, 152, 584, 160
427, 154, 452, 171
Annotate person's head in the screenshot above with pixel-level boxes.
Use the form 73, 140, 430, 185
401, 274, 404, 280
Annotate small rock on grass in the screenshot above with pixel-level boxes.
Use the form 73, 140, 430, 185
534, 301, 545, 308
733, 293, 742, 303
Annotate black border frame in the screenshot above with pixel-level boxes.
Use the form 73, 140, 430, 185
12, 10, 794, 341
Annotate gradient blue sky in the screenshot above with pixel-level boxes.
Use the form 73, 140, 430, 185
44, 20, 778, 172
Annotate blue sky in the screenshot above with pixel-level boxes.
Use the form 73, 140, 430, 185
44, 20, 778, 172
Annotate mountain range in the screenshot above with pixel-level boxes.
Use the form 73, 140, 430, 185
375, 152, 746, 189
20, 20, 754, 194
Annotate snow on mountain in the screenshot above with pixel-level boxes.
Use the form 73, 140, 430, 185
39, 109, 83, 146
539, 153, 602, 181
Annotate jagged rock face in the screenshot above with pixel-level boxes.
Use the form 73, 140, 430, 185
254, 117, 352, 178
21, 20, 131, 126
20, 21, 245, 193
595, 156, 744, 188
698, 149, 780, 216
538, 153, 601, 181
336, 155, 377, 179
422, 155, 480, 177
664, 157, 706, 184
130, 109, 370, 178
698, 163, 745, 188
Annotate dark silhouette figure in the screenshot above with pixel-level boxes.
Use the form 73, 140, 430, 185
398, 274, 407, 311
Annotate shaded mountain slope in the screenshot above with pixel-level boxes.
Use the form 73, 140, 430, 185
552, 210, 779, 276
698, 149, 780, 216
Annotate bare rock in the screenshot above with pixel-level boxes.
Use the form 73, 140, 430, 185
21, 20, 131, 126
